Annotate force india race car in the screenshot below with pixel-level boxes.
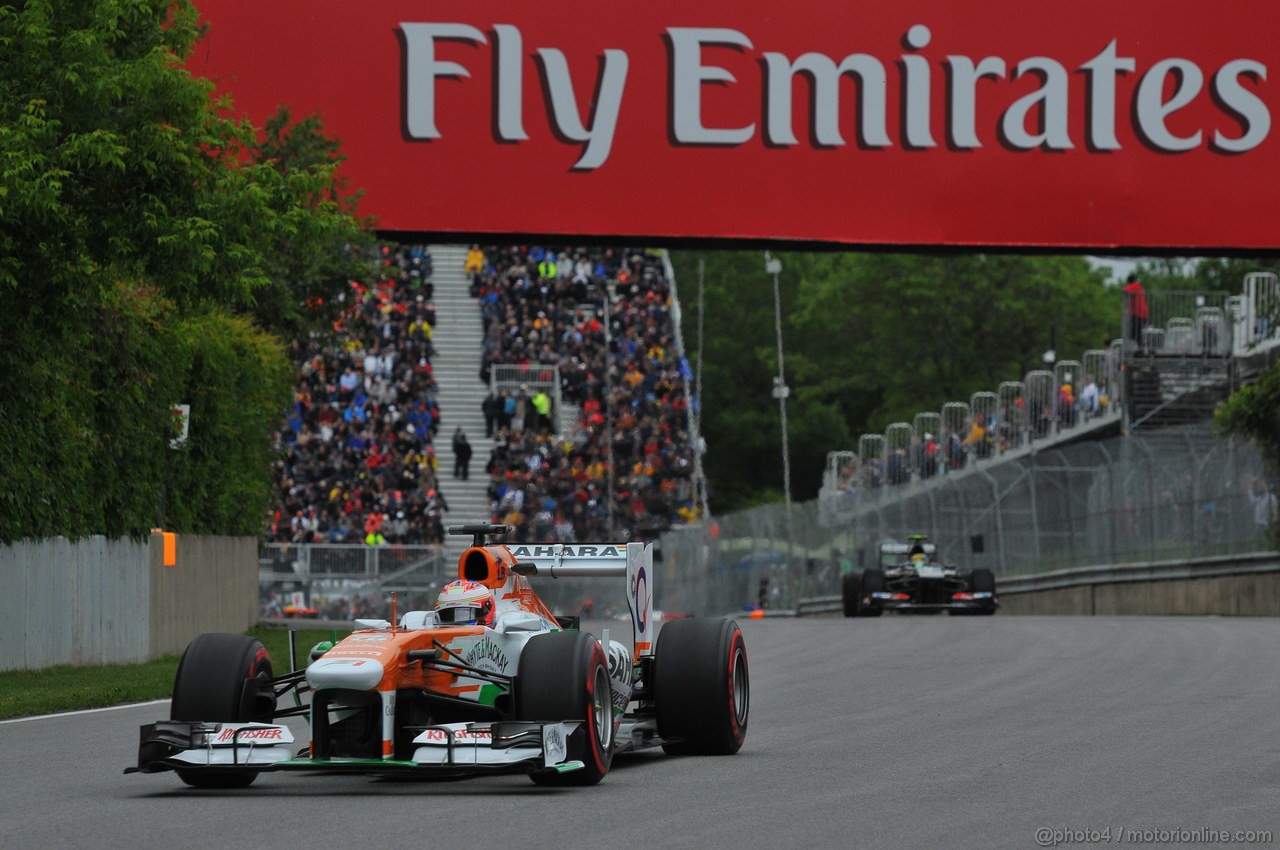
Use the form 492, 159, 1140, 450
842, 536, 997, 617
126, 524, 749, 787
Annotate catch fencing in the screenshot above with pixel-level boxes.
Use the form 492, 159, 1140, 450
256, 431, 1275, 622
259, 543, 449, 619
658, 425, 1274, 615
488, 363, 568, 435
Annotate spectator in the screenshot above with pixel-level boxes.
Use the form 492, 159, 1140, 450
1247, 475, 1277, 531
961, 415, 988, 458
452, 427, 473, 480
919, 433, 938, 478
482, 390, 502, 438
1123, 273, 1148, 349
1079, 375, 1100, 419
1057, 383, 1076, 428
511, 385, 528, 433
501, 391, 515, 431
531, 388, 552, 433
465, 244, 485, 276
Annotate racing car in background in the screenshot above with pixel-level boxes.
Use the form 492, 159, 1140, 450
842, 535, 997, 617
127, 524, 748, 788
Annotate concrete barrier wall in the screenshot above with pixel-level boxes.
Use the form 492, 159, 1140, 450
1094, 572, 1280, 615
998, 585, 1094, 616
1, 536, 150, 671
999, 558, 1280, 616
0, 534, 257, 671
149, 535, 258, 657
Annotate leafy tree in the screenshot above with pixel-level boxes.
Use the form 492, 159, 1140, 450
0, 0, 367, 542
1136, 257, 1280, 293
1216, 364, 1280, 474
248, 106, 376, 340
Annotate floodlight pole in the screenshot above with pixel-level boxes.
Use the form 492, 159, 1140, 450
766, 252, 794, 588
605, 281, 617, 540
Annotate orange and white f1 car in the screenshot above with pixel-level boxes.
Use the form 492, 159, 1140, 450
126, 524, 749, 787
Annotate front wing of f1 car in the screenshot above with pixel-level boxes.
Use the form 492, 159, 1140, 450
866, 590, 997, 612
127, 718, 604, 780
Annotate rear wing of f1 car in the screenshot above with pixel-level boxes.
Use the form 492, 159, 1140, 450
506, 542, 656, 659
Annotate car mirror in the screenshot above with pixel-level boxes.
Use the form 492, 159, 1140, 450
494, 612, 543, 633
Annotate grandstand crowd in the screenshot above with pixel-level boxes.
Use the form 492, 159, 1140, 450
266, 242, 699, 549
268, 245, 449, 546
471, 244, 699, 543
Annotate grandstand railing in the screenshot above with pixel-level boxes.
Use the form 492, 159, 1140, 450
260, 543, 448, 586
821, 335, 1124, 523
1122, 290, 1239, 359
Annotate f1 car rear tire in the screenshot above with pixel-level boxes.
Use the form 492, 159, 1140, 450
516, 631, 614, 786
655, 618, 749, 755
170, 633, 274, 789
860, 569, 886, 617
841, 572, 861, 617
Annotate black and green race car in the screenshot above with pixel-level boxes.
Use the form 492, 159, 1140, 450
843, 536, 997, 617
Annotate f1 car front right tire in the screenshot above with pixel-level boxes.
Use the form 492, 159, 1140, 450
860, 569, 886, 617
170, 633, 275, 789
516, 631, 614, 786
655, 618, 749, 755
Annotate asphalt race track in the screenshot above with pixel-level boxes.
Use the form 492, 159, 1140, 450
2, 616, 1278, 850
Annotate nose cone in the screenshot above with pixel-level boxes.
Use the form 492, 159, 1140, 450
307, 657, 384, 691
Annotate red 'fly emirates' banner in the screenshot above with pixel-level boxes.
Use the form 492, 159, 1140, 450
191, 1, 1277, 250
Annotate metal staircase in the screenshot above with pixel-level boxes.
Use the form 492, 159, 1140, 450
427, 244, 495, 564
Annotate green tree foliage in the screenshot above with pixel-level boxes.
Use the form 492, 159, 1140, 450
163, 312, 293, 533
672, 251, 1118, 511
248, 106, 376, 340
0, 0, 366, 542
1215, 363, 1280, 474
1136, 257, 1280, 293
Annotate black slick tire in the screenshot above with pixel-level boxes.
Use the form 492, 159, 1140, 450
170, 633, 274, 789
654, 618, 749, 755
970, 568, 997, 615
841, 572, 862, 618
516, 631, 614, 786
860, 569, 886, 617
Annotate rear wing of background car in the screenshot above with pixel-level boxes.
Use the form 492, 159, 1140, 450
508, 542, 655, 659
879, 541, 937, 568
879, 542, 937, 556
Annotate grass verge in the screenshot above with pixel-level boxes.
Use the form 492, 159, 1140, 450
0, 625, 348, 721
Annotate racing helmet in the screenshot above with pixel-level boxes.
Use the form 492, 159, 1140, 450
435, 580, 496, 627
911, 552, 927, 564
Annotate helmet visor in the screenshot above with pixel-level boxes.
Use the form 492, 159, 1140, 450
438, 604, 486, 625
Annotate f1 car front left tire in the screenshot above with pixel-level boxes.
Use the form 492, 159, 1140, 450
654, 618, 749, 755
516, 631, 614, 786
841, 572, 861, 617
970, 568, 998, 615
170, 633, 274, 789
